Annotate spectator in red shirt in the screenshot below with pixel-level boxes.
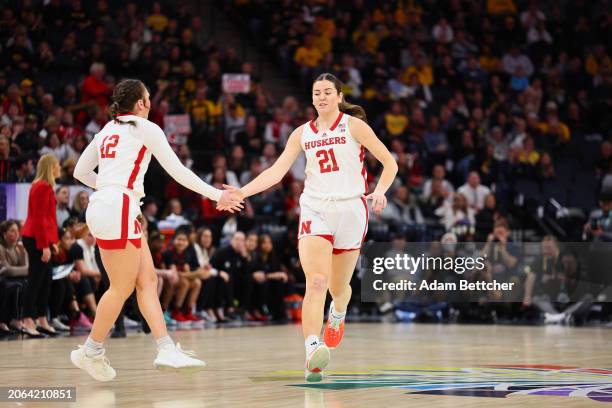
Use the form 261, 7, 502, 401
1, 84, 24, 116
20, 154, 60, 337
81, 63, 110, 110
0, 136, 15, 183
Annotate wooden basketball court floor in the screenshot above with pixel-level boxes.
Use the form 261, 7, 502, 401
1, 323, 611, 407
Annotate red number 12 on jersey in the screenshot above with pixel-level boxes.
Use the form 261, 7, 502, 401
316, 148, 340, 173
100, 135, 120, 159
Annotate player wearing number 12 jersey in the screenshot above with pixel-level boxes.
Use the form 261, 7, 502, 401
70, 79, 242, 382
235, 73, 398, 381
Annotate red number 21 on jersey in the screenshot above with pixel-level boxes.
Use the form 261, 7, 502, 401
100, 135, 120, 159
316, 148, 340, 173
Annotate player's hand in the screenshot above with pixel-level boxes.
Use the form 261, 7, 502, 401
365, 191, 387, 214
216, 185, 244, 213
228, 184, 246, 201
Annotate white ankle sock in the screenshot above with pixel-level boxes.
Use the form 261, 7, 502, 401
330, 301, 346, 320
84, 336, 104, 357
156, 335, 174, 350
305, 335, 320, 356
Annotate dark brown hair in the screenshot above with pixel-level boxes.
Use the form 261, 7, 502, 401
108, 79, 146, 126
494, 217, 510, 230
0, 219, 19, 246
313, 73, 367, 122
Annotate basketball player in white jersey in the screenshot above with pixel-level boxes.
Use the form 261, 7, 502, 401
236, 73, 398, 381
72, 79, 243, 381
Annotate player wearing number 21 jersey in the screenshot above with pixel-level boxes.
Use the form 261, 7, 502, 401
298, 111, 369, 253
236, 73, 397, 383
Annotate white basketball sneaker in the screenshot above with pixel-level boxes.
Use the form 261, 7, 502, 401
70, 345, 116, 382
154, 343, 207, 373
305, 344, 330, 382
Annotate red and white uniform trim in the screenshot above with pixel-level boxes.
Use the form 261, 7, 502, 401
297, 112, 369, 253
74, 114, 222, 250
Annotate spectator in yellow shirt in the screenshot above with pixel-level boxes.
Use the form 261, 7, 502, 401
372, 7, 386, 24
586, 44, 612, 77
314, 14, 335, 38
403, 54, 433, 86
294, 35, 323, 68
537, 102, 570, 143
517, 137, 540, 165
479, 45, 502, 72
313, 28, 332, 56
188, 86, 221, 127
487, 0, 517, 16
394, 7, 407, 26
352, 20, 383, 55
384, 102, 409, 138
146, 1, 169, 33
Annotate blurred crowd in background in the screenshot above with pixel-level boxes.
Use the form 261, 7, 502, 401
1, 0, 612, 336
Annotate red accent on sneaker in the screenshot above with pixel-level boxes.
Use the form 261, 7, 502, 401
323, 317, 345, 349
253, 311, 269, 322
184, 311, 203, 322
171, 310, 189, 322
305, 345, 330, 373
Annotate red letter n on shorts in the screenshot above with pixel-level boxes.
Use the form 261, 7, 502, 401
134, 220, 142, 234
300, 221, 312, 235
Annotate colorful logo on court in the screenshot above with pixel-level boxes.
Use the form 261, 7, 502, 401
256, 365, 612, 403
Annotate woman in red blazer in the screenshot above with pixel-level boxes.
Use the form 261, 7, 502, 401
21, 154, 60, 337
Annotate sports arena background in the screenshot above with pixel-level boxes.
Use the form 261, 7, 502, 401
0, 0, 611, 334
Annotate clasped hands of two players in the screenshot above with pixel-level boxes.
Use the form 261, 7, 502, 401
216, 184, 388, 215
216, 184, 245, 213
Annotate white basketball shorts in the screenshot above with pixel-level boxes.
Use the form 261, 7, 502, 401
297, 194, 369, 254
86, 188, 143, 250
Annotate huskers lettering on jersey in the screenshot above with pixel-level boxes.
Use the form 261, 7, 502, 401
303, 136, 346, 150
300, 112, 368, 200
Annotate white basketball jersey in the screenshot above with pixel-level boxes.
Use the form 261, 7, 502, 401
301, 112, 367, 199
76, 113, 221, 203
92, 114, 153, 199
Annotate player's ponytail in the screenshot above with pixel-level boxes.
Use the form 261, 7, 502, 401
314, 73, 367, 122
108, 79, 146, 126
108, 101, 120, 120
338, 96, 367, 122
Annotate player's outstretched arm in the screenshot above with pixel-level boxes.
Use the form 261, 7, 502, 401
73, 140, 99, 189
143, 123, 243, 212
238, 125, 303, 199
349, 117, 398, 214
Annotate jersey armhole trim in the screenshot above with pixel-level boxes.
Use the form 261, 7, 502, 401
127, 145, 148, 189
